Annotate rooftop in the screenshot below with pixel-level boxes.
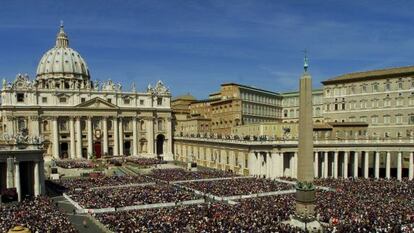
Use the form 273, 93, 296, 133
322, 65, 414, 85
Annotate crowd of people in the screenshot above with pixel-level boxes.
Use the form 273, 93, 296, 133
54, 175, 152, 190
148, 168, 236, 182
96, 195, 302, 232
0, 196, 77, 233
314, 178, 414, 232
125, 157, 166, 166
55, 159, 97, 169
68, 184, 199, 209
182, 177, 293, 196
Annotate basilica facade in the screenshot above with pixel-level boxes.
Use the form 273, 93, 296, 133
0, 25, 173, 161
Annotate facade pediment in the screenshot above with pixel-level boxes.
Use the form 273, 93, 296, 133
76, 97, 118, 109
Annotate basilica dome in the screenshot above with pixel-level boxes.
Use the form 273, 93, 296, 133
36, 24, 90, 81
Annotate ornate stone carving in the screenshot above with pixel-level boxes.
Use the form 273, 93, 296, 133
102, 79, 116, 91
154, 80, 170, 95
11, 73, 34, 90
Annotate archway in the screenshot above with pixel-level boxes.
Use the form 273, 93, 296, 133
156, 134, 165, 155
124, 141, 131, 156
94, 141, 102, 158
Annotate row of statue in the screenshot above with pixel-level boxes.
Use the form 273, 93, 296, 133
1, 73, 170, 95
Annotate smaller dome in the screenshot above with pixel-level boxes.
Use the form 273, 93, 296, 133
36, 24, 90, 81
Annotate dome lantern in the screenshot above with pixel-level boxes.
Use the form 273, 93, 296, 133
56, 21, 69, 48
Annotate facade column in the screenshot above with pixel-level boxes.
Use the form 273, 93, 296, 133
333, 151, 338, 178
147, 117, 155, 155
75, 117, 82, 159
87, 117, 93, 159
113, 117, 119, 156
52, 117, 59, 159
343, 151, 349, 178
409, 152, 414, 180
119, 117, 124, 155
34, 162, 40, 196
354, 151, 359, 178
397, 152, 402, 181
324, 151, 328, 178
102, 117, 108, 155
132, 117, 138, 156
14, 162, 21, 202
267, 152, 272, 178
6, 157, 14, 188
386, 151, 391, 179
364, 151, 369, 178
69, 117, 75, 159
166, 117, 173, 159
375, 151, 380, 179
314, 151, 319, 178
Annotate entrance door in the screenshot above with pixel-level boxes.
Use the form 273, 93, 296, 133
94, 142, 102, 158
60, 143, 69, 159
156, 134, 165, 155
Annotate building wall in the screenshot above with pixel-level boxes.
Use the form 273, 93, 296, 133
323, 74, 414, 138
281, 89, 324, 123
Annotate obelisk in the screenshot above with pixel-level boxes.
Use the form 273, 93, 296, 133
289, 52, 321, 231
296, 52, 315, 216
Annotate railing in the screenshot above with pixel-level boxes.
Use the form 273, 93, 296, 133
174, 136, 414, 146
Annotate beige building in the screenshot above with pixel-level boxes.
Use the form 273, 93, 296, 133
322, 66, 414, 139
188, 83, 283, 135
281, 89, 324, 123
231, 122, 298, 139
0, 24, 173, 161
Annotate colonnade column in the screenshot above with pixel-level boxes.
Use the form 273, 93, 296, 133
132, 117, 138, 156
354, 152, 359, 178
293, 152, 298, 178
75, 117, 82, 159
386, 152, 391, 179
102, 117, 108, 155
323, 151, 328, 178
87, 117, 93, 159
375, 151, 380, 179
397, 152, 402, 181
118, 117, 124, 155
52, 117, 59, 159
314, 151, 319, 178
14, 162, 21, 202
69, 117, 75, 159
343, 151, 349, 178
333, 151, 338, 178
113, 117, 119, 156
364, 152, 369, 179
34, 162, 40, 196
410, 152, 414, 181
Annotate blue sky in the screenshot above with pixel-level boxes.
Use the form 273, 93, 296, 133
0, 0, 413, 99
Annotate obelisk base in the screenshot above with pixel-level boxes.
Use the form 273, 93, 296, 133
288, 215, 323, 232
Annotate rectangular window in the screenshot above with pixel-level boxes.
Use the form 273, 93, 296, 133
157, 97, 162, 106
42, 97, 47, 103
81, 98, 86, 103
59, 97, 67, 103
396, 115, 403, 124
107, 98, 112, 103
17, 93, 24, 102
124, 99, 130, 104
385, 83, 391, 91
140, 99, 144, 105
384, 115, 390, 124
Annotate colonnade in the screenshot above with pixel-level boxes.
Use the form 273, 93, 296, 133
250, 150, 414, 181
4, 158, 44, 201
